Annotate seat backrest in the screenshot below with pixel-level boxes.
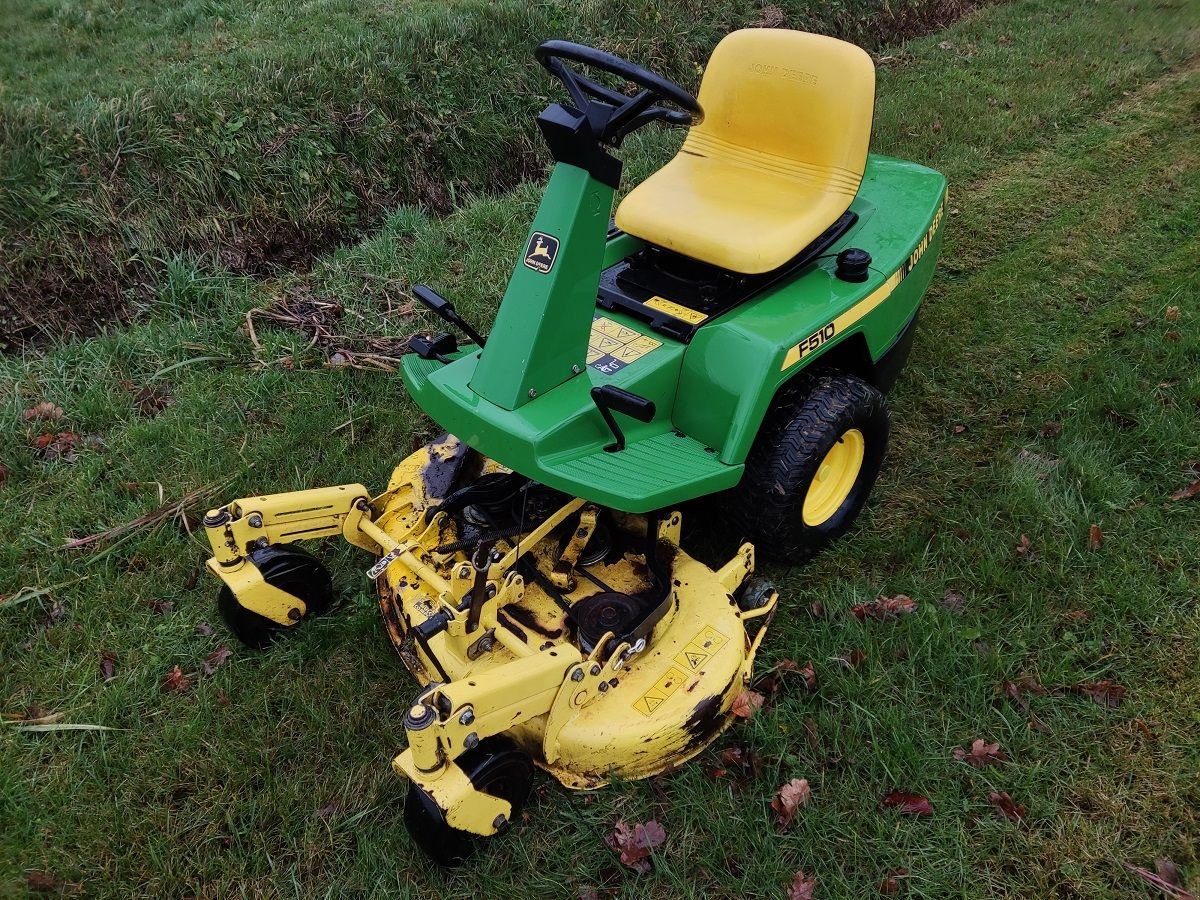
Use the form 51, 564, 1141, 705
684, 29, 875, 189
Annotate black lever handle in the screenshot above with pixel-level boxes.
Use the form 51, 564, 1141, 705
591, 384, 655, 452
412, 284, 487, 348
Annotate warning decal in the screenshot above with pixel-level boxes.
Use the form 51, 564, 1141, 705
588, 316, 662, 376
644, 295, 707, 325
633, 625, 730, 717
632, 666, 687, 717
673, 624, 729, 673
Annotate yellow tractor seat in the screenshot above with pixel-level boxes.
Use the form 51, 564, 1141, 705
614, 29, 876, 275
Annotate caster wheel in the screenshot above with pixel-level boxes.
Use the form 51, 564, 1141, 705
403, 736, 534, 867
736, 576, 776, 612
217, 544, 333, 650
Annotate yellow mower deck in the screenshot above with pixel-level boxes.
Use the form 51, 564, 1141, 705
203, 435, 775, 839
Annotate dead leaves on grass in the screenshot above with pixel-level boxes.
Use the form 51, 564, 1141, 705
771, 778, 812, 830
986, 790, 1027, 824
606, 819, 666, 874
881, 790, 934, 817
120, 380, 174, 417
1072, 679, 1126, 707
23, 402, 64, 422
160, 665, 193, 694
952, 739, 1007, 767
850, 594, 917, 621
161, 645, 235, 695
99, 651, 117, 683
201, 646, 233, 677
786, 870, 818, 899
730, 689, 765, 720
1169, 480, 1200, 501
1001, 673, 1126, 709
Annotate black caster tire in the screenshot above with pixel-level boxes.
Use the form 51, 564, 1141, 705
736, 576, 777, 612
728, 372, 889, 565
403, 735, 535, 867
217, 544, 333, 650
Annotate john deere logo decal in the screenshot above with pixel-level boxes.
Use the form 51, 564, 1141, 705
523, 232, 559, 274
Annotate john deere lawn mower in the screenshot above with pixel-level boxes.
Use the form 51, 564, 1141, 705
201, 29, 946, 864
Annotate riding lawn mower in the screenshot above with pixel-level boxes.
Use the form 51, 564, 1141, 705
200, 28, 946, 864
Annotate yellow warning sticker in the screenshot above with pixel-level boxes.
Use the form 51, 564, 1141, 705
673, 624, 729, 672
644, 295, 707, 325
633, 625, 730, 716
632, 666, 687, 717
588, 316, 662, 376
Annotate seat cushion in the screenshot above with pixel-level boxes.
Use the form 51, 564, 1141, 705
615, 145, 860, 274
615, 29, 874, 275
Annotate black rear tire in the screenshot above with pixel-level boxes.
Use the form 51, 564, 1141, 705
217, 544, 333, 649
728, 372, 889, 564
403, 736, 535, 867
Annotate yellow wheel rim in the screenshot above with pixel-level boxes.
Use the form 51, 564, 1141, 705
802, 428, 866, 527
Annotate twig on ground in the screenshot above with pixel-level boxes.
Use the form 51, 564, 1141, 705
60, 477, 237, 552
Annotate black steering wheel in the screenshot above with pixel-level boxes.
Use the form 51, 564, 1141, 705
535, 40, 703, 145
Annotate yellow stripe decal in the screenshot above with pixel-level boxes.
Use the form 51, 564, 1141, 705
781, 196, 945, 372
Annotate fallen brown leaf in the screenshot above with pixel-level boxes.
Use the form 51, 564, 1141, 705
33, 430, 80, 462
160, 665, 192, 694
881, 790, 934, 816
987, 791, 1026, 823
940, 589, 965, 613
1014, 534, 1033, 560
315, 801, 339, 822
836, 648, 868, 669
1156, 857, 1184, 888
1073, 680, 1126, 707
99, 651, 117, 683
787, 870, 818, 900
709, 743, 762, 784
23, 402, 63, 422
1170, 480, 1200, 501
771, 778, 812, 830
194, 622, 214, 637
851, 595, 917, 621
1038, 421, 1062, 438
952, 739, 1007, 767
605, 819, 666, 874
201, 646, 233, 677
1088, 524, 1102, 550
26, 871, 61, 893
1001, 675, 1047, 711
149, 599, 175, 615
121, 380, 174, 417
731, 690, 764, 720
1165, 305, 1180, 322
879, 869, 909, 895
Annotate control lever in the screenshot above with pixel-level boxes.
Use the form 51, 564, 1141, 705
412, 284, 487, 348
590, 385, 655, 452
408, 332, 459, 364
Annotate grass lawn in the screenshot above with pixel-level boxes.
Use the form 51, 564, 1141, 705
2, 0, 1199, 897
0, 0, 979, 347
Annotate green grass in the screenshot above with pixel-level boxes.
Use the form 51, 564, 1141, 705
2, 0, 1199, 897
0, 0, 982, 347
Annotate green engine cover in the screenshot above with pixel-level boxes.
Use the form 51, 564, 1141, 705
403, 154, 946, 513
